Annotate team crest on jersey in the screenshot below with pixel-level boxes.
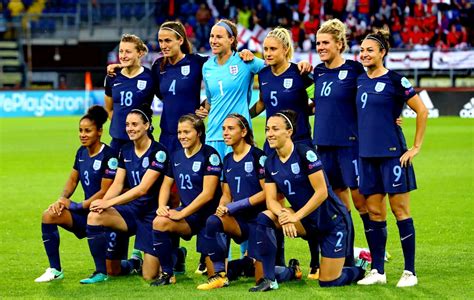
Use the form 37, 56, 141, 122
244, 161, 253, 173
137, 80, 147, 90
142, 157, 149, 168
192, 161, 202, 172
181, 65, 190, 76
155, 151, 167, 163
209, 154, 220, 166
375, 82, 386, 92
108, 158, 118, 170
229, 65, 239, 75
291, 163, 300, 174
283, 78, 293, 89
259, 155, 267, 167
306, 150, 318, 162
93, 160, 102, 171
338, 70, 348, 80
401, 77, 412, 88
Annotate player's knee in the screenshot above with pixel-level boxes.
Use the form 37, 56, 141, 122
257, 211, 276, 227
41, 210, 57, 223
87, 211, 104, 225
205, 215, 223, 235
390, 204, 410, 220
153, 216, 171, 231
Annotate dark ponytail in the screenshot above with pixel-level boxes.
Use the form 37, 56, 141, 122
81, 105, 108, 129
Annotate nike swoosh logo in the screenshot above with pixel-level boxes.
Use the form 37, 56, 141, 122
262, 82, 268, 85
392, 183, 402, 187
401, 233, 413, 241
107, 248, 114, 252
357, 85, 362, 88
78, 159, 85, 162
334, 248, 343, 253
174, 163, 181, 167
160, 71, 166, 74
113, 82, 122, 86
208, 252, 215, 256
319, 73, 325, 77
124, 159, 132, 162
43, 239, 50, 243
365, 229, 373, 233
271, 171, 279, 175
154, 242, 163, 246
226, 168, 232, 173
257, 241, 263, 244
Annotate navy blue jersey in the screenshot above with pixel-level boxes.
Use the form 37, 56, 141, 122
264, 144, 346, 232
73, 144, 117, 200
166, 145, 222, 216
356, 70, 416, 157
104, 67, 155, 140
313, 60, 365, 146
258, 63, 313, 142
118, 141, 168, 211
223, 146, 267, 218
152, 54, 208, 136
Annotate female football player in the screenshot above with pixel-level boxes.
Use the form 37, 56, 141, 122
356, 30, 427, 287
150, 114, 222, 286
81, 104, 168, 284
312, 19, 368, 277
250, 27, 313, 153
250, 110, 368, 292
35, 106, 117, 283
104, 34, 155, 152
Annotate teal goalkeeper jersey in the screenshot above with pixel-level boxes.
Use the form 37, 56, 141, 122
202, 52, 264, 141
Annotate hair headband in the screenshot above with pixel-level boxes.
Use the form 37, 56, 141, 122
228, 115, 247, 130
131, 109, 150, 124
216, 22, 234, 37
365, 35, 386, 49
276, 112, 293, 131
160, 26, 183, 39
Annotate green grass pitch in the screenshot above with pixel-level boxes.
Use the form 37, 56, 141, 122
0, 116, 473, 298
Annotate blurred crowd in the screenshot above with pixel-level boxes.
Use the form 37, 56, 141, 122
2, 0, 473, 52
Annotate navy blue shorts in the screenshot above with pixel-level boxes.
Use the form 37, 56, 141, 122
301, 215, 349, 259
175, 206, 208, 237
359, 156, 417, 195
159, 133, 182, 155
317, 145, 359, 190
70, 210, 89, 239
115, 204, 155, 255
110, 138, 130, 153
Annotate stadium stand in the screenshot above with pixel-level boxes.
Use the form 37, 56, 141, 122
1, 0, 472, 89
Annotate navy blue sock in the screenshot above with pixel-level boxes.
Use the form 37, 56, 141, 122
368, 220, 387, 274
256, 213, 277, 281
86, 225, 107, 274
361, 213, 371, 246
397, 218, 416, 274
308, 238, 320, 268
152, 230, 173, 274
275, 229, 285, 266
171, 235, 180, 268
319, 266, 363, 287
344, 213, 355, 267
275, 266, 292, 282
42, 223, 61, 270
205, 215, 228, 273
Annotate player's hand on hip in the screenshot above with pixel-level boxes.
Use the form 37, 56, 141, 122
400, 146, 420, 167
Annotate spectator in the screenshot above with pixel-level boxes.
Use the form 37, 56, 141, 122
377, 0, 391, 21
195, 3, 212, 51
237, 5, 252, 29
446, 24, 461, 48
